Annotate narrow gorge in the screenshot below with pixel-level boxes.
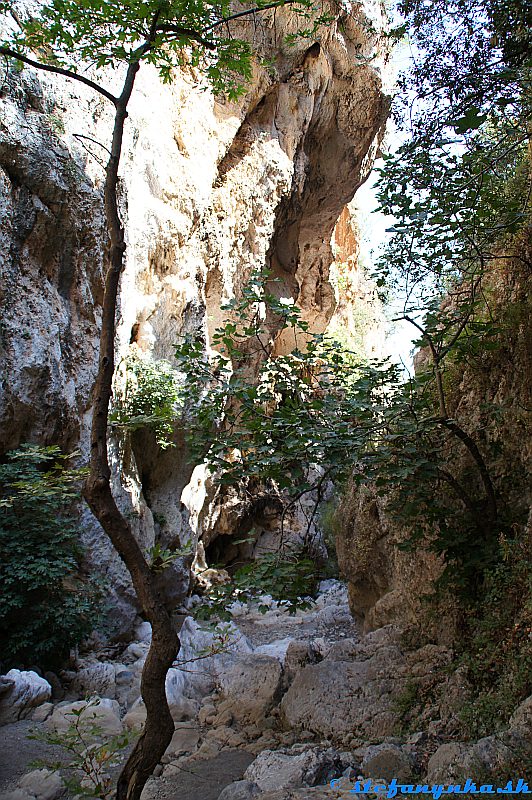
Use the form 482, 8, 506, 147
0, 0, 530, 798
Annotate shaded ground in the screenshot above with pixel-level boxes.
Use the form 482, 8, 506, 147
0, 720, 70, 791
143, 750, 254, 800
0, 583, 356, 800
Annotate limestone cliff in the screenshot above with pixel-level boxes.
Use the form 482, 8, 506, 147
336, 233, 532, 641
0, 1, 391, 631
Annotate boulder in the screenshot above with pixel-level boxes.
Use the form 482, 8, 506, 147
218, 655, 282, 724
31, 702, 54, 722
426, 743, 473, 782
123, 696, 199, 729
164, 723, 200, 757
18, 770, 64, 800
123, 698, 147, 731
0, 670, 52, 725
509, 695, 532, 742
360, 743, 413, 781
45, 698, 122, 736
0, 791, 35, 800
69, 662, 117, 700
217, 781, 261, 800
244, 746, 354, 792
283, 641, 322, 685
281, 642, 403, 743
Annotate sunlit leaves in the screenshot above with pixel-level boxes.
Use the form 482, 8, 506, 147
374, 0, 531, 303
0, 0, 305, 97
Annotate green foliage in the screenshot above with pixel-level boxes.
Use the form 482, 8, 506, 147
175, 270, 397, 496
368, 0, 531, 602
31, 700, 136, 800
456, 535, 532, 738
110, 353, 183, 449
193, 552, 317, 621
147, 539, 193, 572
317, 497, 340, 578
176, 266, 527, 603
0, 0, 319, 99
0, 445, 102, 669
375, 0, 531, 303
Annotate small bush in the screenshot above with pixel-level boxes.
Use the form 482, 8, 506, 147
194, 552, 318, 621
110, 353, 182, 449
0, 445, 102, 669
457, 535, 532, 738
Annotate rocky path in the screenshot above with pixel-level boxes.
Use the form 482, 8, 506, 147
1, 580, 531, 800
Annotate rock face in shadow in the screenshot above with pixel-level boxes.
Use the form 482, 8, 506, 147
280, 628, 405, 743
0, 2, 391, 629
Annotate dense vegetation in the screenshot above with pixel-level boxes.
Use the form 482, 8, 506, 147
0, 446, 101, 669
373, 0, 532, 733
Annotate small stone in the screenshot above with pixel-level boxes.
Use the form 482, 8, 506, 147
195, 739, 221, 759
217, 780, 261, 800
213, 708, 233, 727
123, 698, 146, 730
170, 697, 199, 722
116, 670, 135, 687
165, 724, 200, 756
360, 743, 413, 782
31, 702, 54, 722
198, 704, 216, 724
124, 643, 147, 662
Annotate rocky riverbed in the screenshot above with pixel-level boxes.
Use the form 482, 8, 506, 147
0, 581, 531, 800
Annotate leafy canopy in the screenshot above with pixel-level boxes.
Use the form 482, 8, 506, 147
0, 0, 317, 97
375, 0, 531, 305
110, 353, 184, 449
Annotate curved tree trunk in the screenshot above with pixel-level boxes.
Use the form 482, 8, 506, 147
83, 58, 181, 800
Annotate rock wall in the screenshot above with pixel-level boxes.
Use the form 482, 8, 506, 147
0, 1, 391, 632
336, 236, 532, 642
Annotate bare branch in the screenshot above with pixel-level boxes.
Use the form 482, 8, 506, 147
202, 1, 298, 34
0, 46, 118, 105
157, 23, 216, 50
72, 133, 112, 156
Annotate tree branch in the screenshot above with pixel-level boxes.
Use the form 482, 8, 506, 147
0, 46, 118, 105
439, 418, 497, 522
202, 1, 297, 33
396, 314, 448, 417
156, 24, 216, 50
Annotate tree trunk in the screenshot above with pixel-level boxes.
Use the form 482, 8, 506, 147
83, 59, 181, 800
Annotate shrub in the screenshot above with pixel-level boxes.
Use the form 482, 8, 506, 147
194, 552, 318, 621
0, 445, 102, 669
110, 353, 182, 449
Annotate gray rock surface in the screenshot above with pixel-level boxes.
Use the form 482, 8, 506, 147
359, 743, 413, 782
217, 781, 261, 800
18, 770, 63, 800
45, 697, 122, 736
0, 0, 391, 632
69, 662, 117, 700
243, 746, 354, 792
218, 656, 282, 724
281, 635, 403, 742
0, 671, 52, 726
